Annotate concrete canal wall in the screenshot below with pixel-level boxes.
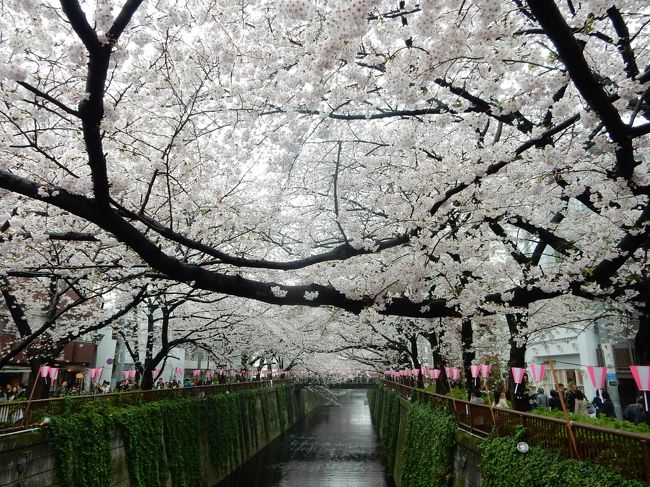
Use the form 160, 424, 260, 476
0, 387, 324, 487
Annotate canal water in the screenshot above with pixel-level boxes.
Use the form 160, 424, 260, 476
215, 389, 396, 487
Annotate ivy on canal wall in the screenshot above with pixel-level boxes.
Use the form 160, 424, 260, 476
399, 402, 457, 487
368, 385, 401, 473
481, 433, 648, 487
369, 386, 457, 485
48, 384, 298, 487
370, 385, 649, 487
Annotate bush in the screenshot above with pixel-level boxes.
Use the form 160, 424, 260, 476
481, 435, 647, 487
531, 407, 650, 435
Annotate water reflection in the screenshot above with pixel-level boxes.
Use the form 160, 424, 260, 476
216, 390, 395, 487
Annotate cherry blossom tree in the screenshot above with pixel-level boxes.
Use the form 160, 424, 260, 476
0, 1, 648, 372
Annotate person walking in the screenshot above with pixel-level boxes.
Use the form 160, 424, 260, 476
573, 390, 589, 417
592, 389, 604, 416
495, 392, 509, 408
600, 391, 615, 418
623, 397, 647, 425
536, 387, 549, 408
470, 389, 484, 404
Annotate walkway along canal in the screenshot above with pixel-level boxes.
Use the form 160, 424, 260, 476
216, 390, 396, 487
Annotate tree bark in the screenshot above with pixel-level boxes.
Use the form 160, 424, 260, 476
634, 295, 650, 365
426, 329, 449, 394
461, 319, 476, 393
507, 312, 529, 411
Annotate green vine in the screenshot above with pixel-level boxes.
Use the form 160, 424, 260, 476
49, 403, 114, 487
400, 402, 457, 487
160, 398, 202, 487
48, 386, 298, 487
368, 386, 401, 473
481, 435, 647, 487
114, 402, 167, 487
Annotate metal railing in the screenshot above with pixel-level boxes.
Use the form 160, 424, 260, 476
0, 379, 288, 434
381, 379, 650, 484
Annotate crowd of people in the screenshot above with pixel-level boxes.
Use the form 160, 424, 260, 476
466, 381, 647, 425
0, 384, 27, 401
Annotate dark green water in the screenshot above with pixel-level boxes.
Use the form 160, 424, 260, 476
215, 390, 396, 487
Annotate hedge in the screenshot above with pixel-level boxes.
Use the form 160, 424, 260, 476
481, 434, 648, 487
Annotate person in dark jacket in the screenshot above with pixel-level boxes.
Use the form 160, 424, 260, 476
592, 389, 604, 416
600, 391, 615, 418
565, 382, 577, 413
623, 397, 646, 425
548, 389, 561, 411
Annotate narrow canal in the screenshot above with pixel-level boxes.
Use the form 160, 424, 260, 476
216, 390, 396, 487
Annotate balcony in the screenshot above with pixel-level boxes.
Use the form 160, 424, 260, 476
0, 332, 96, 367
596, 339, 638, 378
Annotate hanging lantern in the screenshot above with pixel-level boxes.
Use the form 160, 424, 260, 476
529, 364, 546, 383
470, 365, 480, 385
480, 364, 492, 379
511, 367, 525, 393
585, 366, 607, 389
40, 365, 51, 379
630, 365, 650, 411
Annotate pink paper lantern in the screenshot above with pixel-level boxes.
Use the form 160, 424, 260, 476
48, 368, 58, 380
630, 365, 650, 411
175, 367, 183, 378
585, 366, 607, 389
453, 368, 462, 380
431, 368, 441, 380
444, 366, 452, 378
470, 364, 480, 385
511, 367, 525, 393
40, 365, 51, 378
470, 365, 480, 379
529, 363, 546, 383
480, 364, 492, 379
152, 369, 161, 379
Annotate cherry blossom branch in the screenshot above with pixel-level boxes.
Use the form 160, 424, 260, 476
526, 0, 637, 181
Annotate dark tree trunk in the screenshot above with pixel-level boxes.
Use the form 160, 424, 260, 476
507, 313, 529, 411
461, 319, 476, 393
408, 335, 424, 388
635, 295, 650, 365
140, 366, 154, 390
426, 330, 449, 394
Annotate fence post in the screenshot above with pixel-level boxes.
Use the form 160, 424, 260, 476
642, 439, 650, 484
549, 360, 580, 459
